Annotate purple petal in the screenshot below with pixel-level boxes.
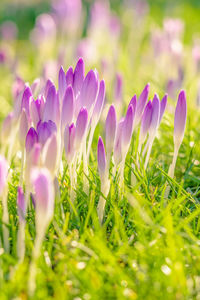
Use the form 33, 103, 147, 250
73, 58, 84, 97
37, 120, 57, 146
80, 70, 98, 111
43, 133, 58, 175
44, 79, 54, 99
174, 90, 187, 146
105, 104, 117, 156
25, 127, 38, 153
31, 78, 40, 96
66, 66, 74, 86
21, 86, 32, 118
61, 85, 74, 128
43, 85, 60, 125
58, 66, 67, 102
122, 104, 134, 154
135, 83, 150, 126
139, 100, 152, 144
30, 98, 40, 127
75, 107, 88, 148
97, 136, 106, 180
149, 94, 160, 136
31, 168, 54, 217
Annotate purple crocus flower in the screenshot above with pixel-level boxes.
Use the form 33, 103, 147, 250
61, 85, 74, 129
43, 133, 58, 175
139, 100, 152, 144
121, 104, 134, 157
149, 94, 160, 137
66, 66, 74, 86
21, 86, 32, 119
43, 84, 60, 126
0, 155, 8, 195
135, 83, 150, 126
174, 90, 187, 147
105, 105, 117, 159
30, 98, 40, 128
97, 136, 107, 181
44, 79, 54, 99
37, 120, 57, 146
74, 107, 88, 149
73, 58, 84, 98
159, 94, 168, 124
80, 70, 98, 111
17, 187, 26, 222
25, 127, 38, 153
58, 66, 67, 103
31, 167, 54, 226
64, 123, 76, 162
31, 78, 40, 96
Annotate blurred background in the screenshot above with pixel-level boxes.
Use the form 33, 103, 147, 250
0, 0, 200, 120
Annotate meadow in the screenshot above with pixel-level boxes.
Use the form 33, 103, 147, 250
0, 0, 200, 299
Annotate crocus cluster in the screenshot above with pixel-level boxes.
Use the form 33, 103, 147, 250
0, 59, 187, 281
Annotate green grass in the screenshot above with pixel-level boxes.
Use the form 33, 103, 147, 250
1, 1, 200, 300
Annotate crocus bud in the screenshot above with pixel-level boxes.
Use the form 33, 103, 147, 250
128, 94, 137, 128
19, 109, 29, 148
64, 123, 76, 163
35, 95, 45, 120
135, 83, 150, 126
17, 186, 26, 222
149, 94, 160, 137
174, 90, 187, 147
139, 101, 152, 144
92, 80, 105, 124
31, 78, 40, 96
44, 79, 54, 99
43, 85, 60, 126
113, 118, 124, 166
97, 136, 107, 181
105, 105, 116, 159
159, 94, 168, 124
58, 66, 67, 103
1, 112, 14, 141
0, 155, 8, 195
75, 107, 88, 149
73, 58, 84, 98
43, 133, 58, 175
21, 86, 32, 119
61, 85, 74, 129
121, 104, 134, 157
37, 120, 57, 147
25, 127, 38, 153
80, 70, 98, 111
31, 167, 54, 229
66, 66, 74, 86
30, 98, 40, 128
